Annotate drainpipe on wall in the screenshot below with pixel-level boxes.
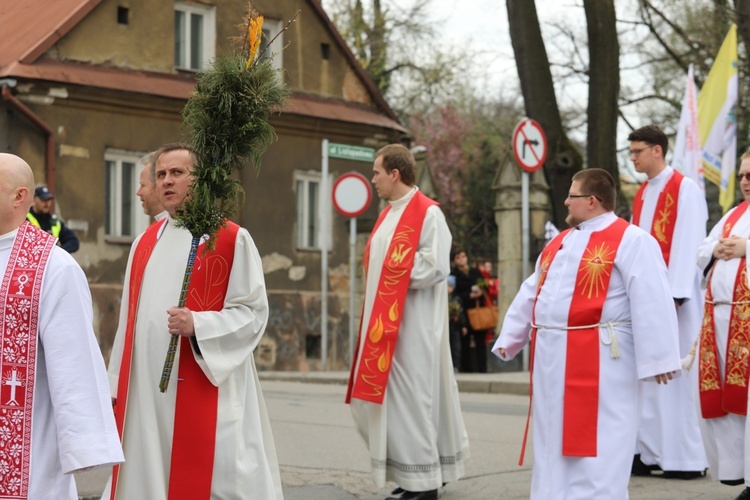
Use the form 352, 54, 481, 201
1, 83, 56, 194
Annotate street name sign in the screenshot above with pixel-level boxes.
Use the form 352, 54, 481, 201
328, 143, 376, 162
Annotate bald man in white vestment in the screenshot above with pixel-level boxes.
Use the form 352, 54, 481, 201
0, 153, 123, 499
627, 125, 708, 479
493, 168, 681, 500
347, 144, 469, 500
103, 143, 282, 500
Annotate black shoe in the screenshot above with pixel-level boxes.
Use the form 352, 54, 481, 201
662, 470, 705, 480
735, 487, 750, 500
391, 487, 405, 495
722, 479, 745, 486
386, 489, 438, 500
631, 454, 661, 476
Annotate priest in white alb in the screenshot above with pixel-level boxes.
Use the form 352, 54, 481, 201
627, 124, 708, 478
347, 144, 469, 500
493, 168, 681, 499
0, 153, 124, 499
103, 144, 283, 500
698, 152, 750, 500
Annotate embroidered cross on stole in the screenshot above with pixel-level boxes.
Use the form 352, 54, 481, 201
0, 222, 56, 498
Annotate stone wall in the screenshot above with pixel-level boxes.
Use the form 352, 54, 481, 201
92, 285, 352, 371
257, 291, 349, 372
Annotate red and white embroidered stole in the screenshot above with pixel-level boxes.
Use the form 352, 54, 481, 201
112, 220, 239, 499
0, 222, 55, 498
631, 169, 683, 266
527, 218, 629, 458
699, 201, 750, 418
345, 191, 437, 405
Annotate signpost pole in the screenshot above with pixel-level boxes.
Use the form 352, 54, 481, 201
512, 118, 548, 373
521, 171, 530, 281
325, 152, 374, 371
349, 217, 356, 364
521, 171, 530, 372
321, 139, 329, 371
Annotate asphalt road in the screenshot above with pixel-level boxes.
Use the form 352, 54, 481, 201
77, 380, 746, 499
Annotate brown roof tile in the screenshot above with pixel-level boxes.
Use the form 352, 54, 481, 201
0, 0, 404, 132
0, 0, 101, 67
3, 58, 405, 131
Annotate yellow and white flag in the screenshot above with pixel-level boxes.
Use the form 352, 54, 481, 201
698, 24, 738, 213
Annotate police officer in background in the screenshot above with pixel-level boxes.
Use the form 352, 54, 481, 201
26, 186, 79, 253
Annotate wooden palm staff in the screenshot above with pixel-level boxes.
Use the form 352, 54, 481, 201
159, 236, 200, 392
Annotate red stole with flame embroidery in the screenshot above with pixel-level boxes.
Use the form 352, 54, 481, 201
699, 200, 750, 418
111, 220, 238, 499
0, 222, 55, 498
345, 191, 437, 404
631, 169, 683, 266
532, 217, 629, 457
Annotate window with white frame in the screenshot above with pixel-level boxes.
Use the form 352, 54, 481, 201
174, 2, 216, 71
105, 151, 150, 239
295, 172, 332, 250
260, 18, 283, 71
296, 173, 320, 249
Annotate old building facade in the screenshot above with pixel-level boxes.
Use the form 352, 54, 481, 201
0, 0, 406, 370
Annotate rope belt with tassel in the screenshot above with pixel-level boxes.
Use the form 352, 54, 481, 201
530, 321, 630, 359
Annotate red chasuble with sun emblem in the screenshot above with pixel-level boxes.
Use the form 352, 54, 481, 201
699, 200, 750, 418
0, 222, 56, 498
346, 191, 437, 405
631, 169, 683, 266
532, 217, 630, 457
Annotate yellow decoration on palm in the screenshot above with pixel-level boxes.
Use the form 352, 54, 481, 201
246, 15, 264, 69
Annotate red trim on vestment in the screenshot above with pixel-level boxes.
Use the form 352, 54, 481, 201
345, 202, 391, 405
526, 218, 629, 458
112, 220, 239, 499
518, 227, 570, 465
111, 219, 164, 499
700, 201, 750, 418
346, 191, 437, 405
631, 170, 683, 266
0, 222, 55, 498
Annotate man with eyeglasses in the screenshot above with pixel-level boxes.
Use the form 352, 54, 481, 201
699, 151, 750, 499
626, 124, 709, 480
492, 168, 681, 499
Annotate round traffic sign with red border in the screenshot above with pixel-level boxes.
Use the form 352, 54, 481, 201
332, 172, 372, 218
512, 119, 548, 173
